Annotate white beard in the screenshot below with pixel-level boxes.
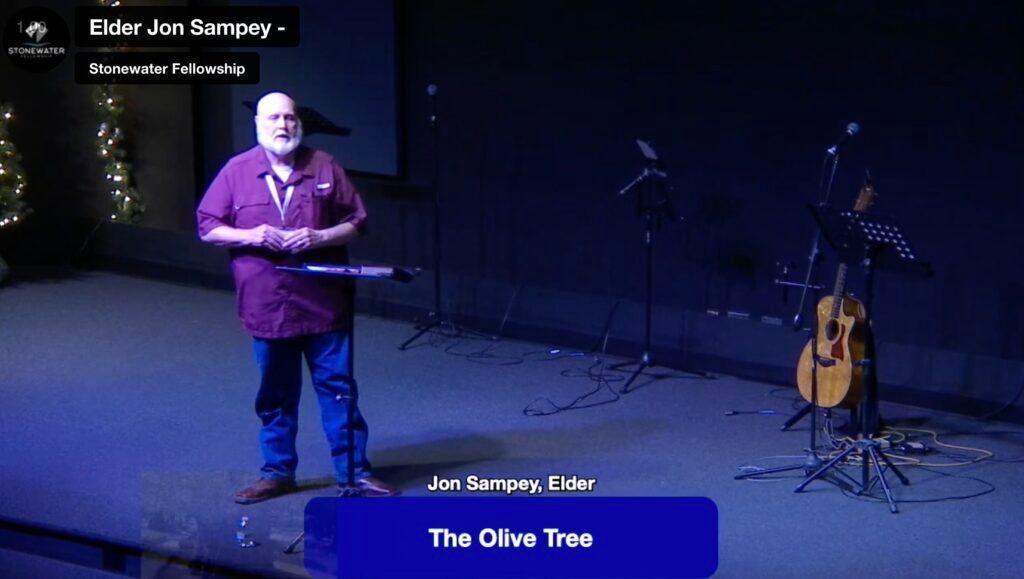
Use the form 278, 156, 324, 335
257, 123, 303, 156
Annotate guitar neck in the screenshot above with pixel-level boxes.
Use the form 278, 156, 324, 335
825, 179, 876, 320
829, 263, 849, 319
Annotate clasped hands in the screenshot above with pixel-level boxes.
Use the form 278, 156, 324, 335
249, 224, 323, 253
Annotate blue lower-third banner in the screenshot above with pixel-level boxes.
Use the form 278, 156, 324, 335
303, 496, 718, 578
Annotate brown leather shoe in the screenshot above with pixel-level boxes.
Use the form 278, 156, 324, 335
342, 477, 400, 497
234, 479, 296, 504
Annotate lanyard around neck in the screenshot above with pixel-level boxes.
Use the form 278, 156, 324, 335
264, 174, 295, 227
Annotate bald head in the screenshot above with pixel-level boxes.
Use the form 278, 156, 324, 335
255, 92, 303, 158
256, 91, 295, 116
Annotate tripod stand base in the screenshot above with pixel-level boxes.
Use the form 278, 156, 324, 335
609, 354, 712, 394
284, 532, 304, 554
399, 318, 440, 350
608, 356, 650, 394
782, 403, 813, 431
283, 485, 367, 554
398, 314, 494, 350
795, 438, 909, 513
734, 450, 823, 480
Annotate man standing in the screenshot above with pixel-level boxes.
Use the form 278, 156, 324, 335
197, 91, 397, 502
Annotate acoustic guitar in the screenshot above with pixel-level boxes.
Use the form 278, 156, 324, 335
796, 181, 877, 408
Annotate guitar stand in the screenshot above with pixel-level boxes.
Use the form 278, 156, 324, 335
795, 424, 910, 513
794, 319, 909, 511
795, 355, 910, 514
791, 207, 929, 513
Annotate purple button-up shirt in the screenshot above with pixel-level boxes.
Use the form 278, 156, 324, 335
197, 145, 368, 339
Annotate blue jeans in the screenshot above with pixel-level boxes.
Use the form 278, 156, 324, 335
252, 331, 371, 483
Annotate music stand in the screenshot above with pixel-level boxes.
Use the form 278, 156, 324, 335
278, 266, 412, 553
612, 140, 709, 393
793, 205, 930, 513
275, 263, 418, 283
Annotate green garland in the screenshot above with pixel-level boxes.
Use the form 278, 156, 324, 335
0, 102, 29, 230
94, 0, 143, 222
94, 85, 143, 222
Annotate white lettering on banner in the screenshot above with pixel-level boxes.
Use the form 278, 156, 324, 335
465, 476, 543, 495
191, 19, 273, 40
89, 19, 275, 40
427, 528, 593, 549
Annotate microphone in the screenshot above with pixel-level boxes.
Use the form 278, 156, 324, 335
426, 84, 438, 128
827, 122, 859, 155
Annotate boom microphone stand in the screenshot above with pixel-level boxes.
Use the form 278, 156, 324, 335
775, 273, 824, 430
735, 124, 862, 483
782, 122, 859, 431
735, 224, 839, 483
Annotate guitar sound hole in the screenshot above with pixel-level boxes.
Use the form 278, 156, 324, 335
824, 319, 839, 341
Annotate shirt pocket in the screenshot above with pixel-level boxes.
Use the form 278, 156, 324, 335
309, 180, 335, 225
312, 180, 334, 199
232, 195, 272, 229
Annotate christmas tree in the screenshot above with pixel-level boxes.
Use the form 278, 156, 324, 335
0, 102, 29, 230
0, 102, 29, 284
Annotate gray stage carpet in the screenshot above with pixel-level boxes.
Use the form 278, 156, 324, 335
2, 270, 1023, 577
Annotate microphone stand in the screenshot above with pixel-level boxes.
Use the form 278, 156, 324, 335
736, 267, 840, 482
780, 135, 844, 431
792, 144, 842, 330
399, 85, 490, 350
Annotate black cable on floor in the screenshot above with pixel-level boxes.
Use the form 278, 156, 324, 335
523, 358, 623, 416
838, 465, 995, 505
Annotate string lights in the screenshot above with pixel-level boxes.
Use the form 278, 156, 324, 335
0, 102, 29, 230
95, 0, 143, 222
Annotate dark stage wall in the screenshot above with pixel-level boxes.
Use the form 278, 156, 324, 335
2, 1, 1022, 415
355, 1, 1024, 411
380, 1, 1023, 352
